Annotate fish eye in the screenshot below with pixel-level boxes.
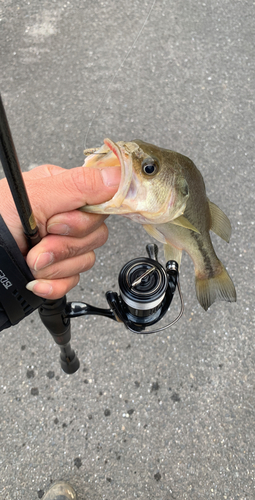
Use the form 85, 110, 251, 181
142, 158, 159, 176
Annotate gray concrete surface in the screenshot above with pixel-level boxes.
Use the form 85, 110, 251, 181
0, 0, 254, 499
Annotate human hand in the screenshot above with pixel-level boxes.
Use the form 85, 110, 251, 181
0, 163, 120, 299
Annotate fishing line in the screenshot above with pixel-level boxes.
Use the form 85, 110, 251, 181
84, 0, 157, 149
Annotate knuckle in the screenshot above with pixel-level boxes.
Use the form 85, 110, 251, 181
97, 223, 109, 246
82, 251, 96, 272
53, 243, 80, 262
70, 167, 101, 197
86, 223, 108, 250
66, 244, 80, 259
63, 275, 80, 295
45, 276, 80, 300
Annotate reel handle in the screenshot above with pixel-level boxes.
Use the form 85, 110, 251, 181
146, 243, 158, 261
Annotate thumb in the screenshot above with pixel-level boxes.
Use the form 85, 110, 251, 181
26, 165, 121, 220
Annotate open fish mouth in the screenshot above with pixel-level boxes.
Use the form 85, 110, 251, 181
81, 138, 134, 214
81, 138, 189, 225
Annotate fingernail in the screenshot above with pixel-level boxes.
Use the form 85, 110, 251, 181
47, 223, 70, 235
26, 280, 53, 297
101, 166, 121, 187
34, 252, 54, 271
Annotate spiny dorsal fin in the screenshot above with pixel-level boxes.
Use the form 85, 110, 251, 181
208, 199, 231, 243
170, 215, 200, 233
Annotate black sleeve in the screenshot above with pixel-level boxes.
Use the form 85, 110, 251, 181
0, 215, 44, 331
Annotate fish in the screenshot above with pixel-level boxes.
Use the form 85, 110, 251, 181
80, 138, 236, 311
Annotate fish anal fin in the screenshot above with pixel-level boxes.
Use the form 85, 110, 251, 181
164, 244, 182, 267
171, 215, 200, 233
195, 261, 236, 311
208, 199, 232, 243
142, 224, 167, 244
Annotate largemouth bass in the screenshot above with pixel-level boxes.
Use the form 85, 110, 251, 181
80, 138, 236, 311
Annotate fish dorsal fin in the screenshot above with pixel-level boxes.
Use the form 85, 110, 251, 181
170, 215, 200, 233
208, 199, 231, 243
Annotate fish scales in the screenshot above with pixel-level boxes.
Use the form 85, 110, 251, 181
80, 138, 236, 311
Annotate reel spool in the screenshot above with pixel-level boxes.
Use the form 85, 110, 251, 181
105, 244, 183, 334
118, 257, 169, 325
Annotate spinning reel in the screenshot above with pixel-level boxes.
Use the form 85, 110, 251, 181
39, 242, 184, 374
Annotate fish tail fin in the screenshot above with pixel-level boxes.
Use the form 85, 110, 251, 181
195, 261, 236, 311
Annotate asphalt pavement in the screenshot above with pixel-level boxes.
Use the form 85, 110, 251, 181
0, 0, 254, 499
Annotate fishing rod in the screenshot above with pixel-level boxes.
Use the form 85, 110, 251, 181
0, 94, 80, 374
0, 95, 184, 374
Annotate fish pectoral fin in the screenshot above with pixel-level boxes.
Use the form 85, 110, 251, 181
208, 199, 232, 243
142, 224, 167, 244
164, 244, 182, 267
170, 215, 200, 234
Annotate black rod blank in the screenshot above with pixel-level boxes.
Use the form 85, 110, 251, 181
0, 94, 41, 248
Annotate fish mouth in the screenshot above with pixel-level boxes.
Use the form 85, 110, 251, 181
81, 138, 134, 215
81, 138, 188, 224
